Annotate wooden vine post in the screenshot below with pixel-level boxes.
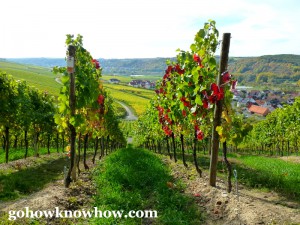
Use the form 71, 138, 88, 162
209, 33, 231, 187
65, 45, 77, 187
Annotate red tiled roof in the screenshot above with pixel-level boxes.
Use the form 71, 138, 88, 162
248, 105, 270, 116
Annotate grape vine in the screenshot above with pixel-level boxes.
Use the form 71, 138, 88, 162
134, 20, 237, 190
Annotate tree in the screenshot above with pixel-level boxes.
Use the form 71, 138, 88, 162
15, 81, 32, 158
0, 72, 18, 163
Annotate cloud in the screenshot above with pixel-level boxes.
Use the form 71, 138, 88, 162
219, 0, 300, 56
0, 0, 299, 58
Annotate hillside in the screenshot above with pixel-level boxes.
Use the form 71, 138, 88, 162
4, 57, 174, 76
3, 54, 300, 85
100, 57, 173, 75
0, 60, 60, 96
0, 60, 151, 116
228, 54, 300, 84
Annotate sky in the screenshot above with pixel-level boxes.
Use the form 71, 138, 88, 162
1, 0, 300, 58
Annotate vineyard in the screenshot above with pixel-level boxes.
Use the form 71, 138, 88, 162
0, 61, 61, 96
0, 20, 300, 224
0, 61, 153, 117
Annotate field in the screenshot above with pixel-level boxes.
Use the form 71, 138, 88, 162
102, 75, 159, 116
2, 60, 299, 224
103, 83, 154, 99
161, 151, 300, 224
0, 61, 60, 96
101, 74, 161, 83
0, 60, 157, 116
103, 83, 153, 116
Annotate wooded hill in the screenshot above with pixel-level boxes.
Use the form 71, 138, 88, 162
3, 57, 173, 75
228, 54, 300, 84
3, 54, 300, 84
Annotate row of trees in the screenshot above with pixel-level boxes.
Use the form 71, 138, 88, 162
0, 67, 125, 165
0, 72, 56, 163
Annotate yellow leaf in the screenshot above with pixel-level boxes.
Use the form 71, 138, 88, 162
65, 145, 70, 152
220, 137, 226, 143
216, 126, 223, 136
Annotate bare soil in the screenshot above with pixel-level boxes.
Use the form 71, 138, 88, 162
279, 156, 300, 164
0, 153, 97, 224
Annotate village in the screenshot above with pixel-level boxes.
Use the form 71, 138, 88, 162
108, 78, 300, 119
108, 78, 156, 89
232, 88, 299, 118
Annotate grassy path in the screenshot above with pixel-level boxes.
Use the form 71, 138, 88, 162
92, 147, 203, 225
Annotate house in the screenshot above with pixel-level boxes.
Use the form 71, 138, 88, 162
248, 90, 262, 99
128, 80, 142, 87
150, 82, 156, 89
269, 98, 281, 106
143, 81, 151, 89
128, 80, 156, 89
255, 100, 266, 106
287, 98, 295, 105
233, 95, 240, 101
109, 78, 120, 84
248, 105, 270, 116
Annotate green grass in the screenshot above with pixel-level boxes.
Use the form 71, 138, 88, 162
0, 147, 96, 203
92, 147, 203, 224
0, 147, 60, 164
235, 155, 300, 200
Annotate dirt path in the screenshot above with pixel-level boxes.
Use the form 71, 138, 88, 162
163, 156, 300, 225
280, 156, 300, 164
0, 154, 97, 224
0, 153, 66, 213
55, 77, 62, 85
0, 179, 65, 213
116, 101, 138, 121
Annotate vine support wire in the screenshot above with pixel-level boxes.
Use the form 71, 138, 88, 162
233, 169, 239, 201
233, 168, 241, 222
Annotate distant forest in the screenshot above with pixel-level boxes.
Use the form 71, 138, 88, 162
228, 54, 300, 84
3, 54, 300, 84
